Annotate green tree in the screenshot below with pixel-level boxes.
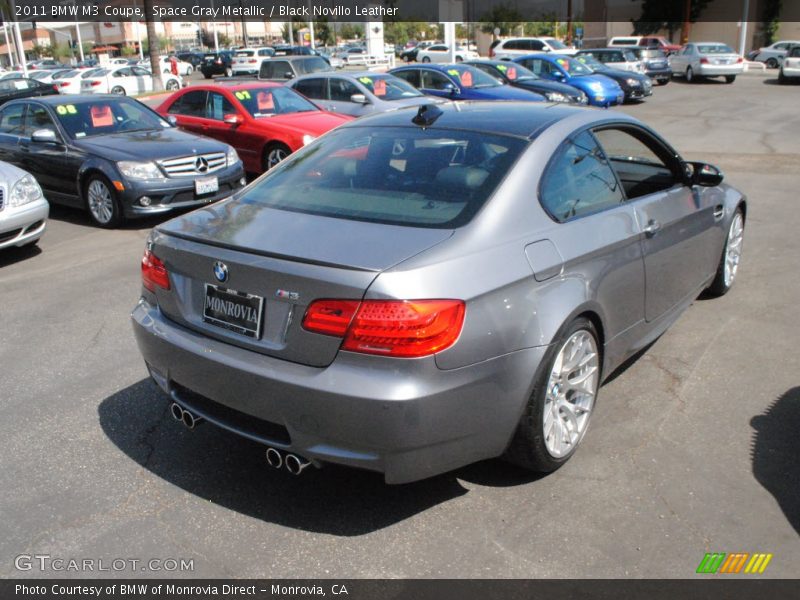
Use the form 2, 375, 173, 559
338, 23, 364, 41
479, 4, 524, 38
632, 0, 711, 42
121, 45, 136, 57
313, 19, 335, 47
52, 43, 73, 60
31, 44, 51, 58
760, 0, 782, 45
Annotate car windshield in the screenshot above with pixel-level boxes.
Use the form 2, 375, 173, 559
494, 62, 538, 81
54, 98, 170, 138
698, 44, 735, 54
355, 75, 422, 100
544, 38, 568, 50
622, 50, 638, 61
241, 126, 527, 228
574, 55, 603, 70
642, 49, 667, 59
234, 86, 319, 117
556, 56, 595, 75
83, 68, 107, 78
445, 65, 500, 88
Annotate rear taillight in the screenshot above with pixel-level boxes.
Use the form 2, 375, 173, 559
58, 81, 71, 87
700, 57, 709, 64
90, 81, 102, 86
303, 299, 465, 358
736, 57, 743, 63
141, 249, 170, 292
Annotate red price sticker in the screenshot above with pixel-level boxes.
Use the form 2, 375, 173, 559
507, 67, 517, 80
460, 70, 473, 87
373, 79, 387, 97
257, 91, 274, 111
90, 105, 113, 127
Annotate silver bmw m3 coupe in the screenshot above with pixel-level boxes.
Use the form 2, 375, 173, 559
132, 101, 746, 483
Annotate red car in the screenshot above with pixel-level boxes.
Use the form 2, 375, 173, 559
156, 82, 352, 175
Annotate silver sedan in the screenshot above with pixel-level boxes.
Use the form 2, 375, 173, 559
669, 42, 744, 83
132, 102, 746, 483
287, 71, 441, 117
0, 161, 48, 250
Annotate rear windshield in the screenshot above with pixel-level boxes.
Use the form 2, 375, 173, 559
641, 49, 667, 59
698, 44, 735, 54
235, 50, 255, 57
791, 47, 800, 57
239, 126, 527, 228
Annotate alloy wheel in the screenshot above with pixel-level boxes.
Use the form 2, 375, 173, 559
87, 180, 114, 225
267, 147, 288, 169
723, 212, 744, 287
543, 330, 599, 458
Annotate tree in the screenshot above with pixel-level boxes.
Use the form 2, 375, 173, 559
217, 34, 232, 48
479, 4, 525, 38
313, 19, 335, 47
31, 44, 51, 59
760, 0, 782, 46
121, 45, 136, 57
143, 0, 163, 91
632, 0, 711, 43
52, 43, 73, 61
338, 23, 364, 41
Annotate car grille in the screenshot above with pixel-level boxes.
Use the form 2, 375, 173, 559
159, 152, 227, 177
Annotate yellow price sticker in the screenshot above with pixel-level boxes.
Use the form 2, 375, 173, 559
497, 64, 507, 71
235, 90, 251, 100
358, 77, 372, 84
447, 69, 459, 76
56, 105, 77, 115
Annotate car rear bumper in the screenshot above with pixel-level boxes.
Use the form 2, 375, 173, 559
0, 198, 48, 249
132, 299, 546, 483
645, 67, 672, 80
781, 65, 800, 77
120, 165, 246, 218
698, 64, 744, 76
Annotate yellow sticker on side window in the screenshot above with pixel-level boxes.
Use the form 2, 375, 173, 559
234, 90, 251, 100
56, 105, 77, 115
447, 69, 459, 76
358, 77, 372, 84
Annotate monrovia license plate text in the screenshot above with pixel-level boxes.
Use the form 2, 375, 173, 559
203, 284, 263, 338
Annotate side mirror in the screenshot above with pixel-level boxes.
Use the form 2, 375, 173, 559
223, 113, 242, 125
284, 71, 295, 80
544, 47, 551, 52
31, 129, 58, 144
443, 82, 458, 95
350, 93, 368, 104
687, 161, 724, 186
166, 115, 178, 126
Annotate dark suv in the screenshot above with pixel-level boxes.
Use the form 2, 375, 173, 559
200, 51, 235, 78
258, 56, 332, 81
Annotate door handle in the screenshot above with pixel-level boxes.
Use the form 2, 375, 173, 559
713, 205, 724, 220
643, 219, 661, 236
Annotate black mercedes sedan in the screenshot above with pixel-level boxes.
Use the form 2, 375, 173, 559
573, 54, 654, 102
464, 60, 588, 104
0, 95, 246, 227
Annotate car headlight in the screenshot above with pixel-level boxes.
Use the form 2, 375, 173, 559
545, 92, 569, 103
117, 161, 163, 180
302, 134, 316, 146
226, 146, 240, 166
588, 82, 603, 91
626, 78, 642, 86
8, 174, 43, 207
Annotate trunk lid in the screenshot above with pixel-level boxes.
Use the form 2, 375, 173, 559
151, 202, 453, 367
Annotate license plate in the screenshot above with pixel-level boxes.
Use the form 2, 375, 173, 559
195, 176, 218, 195
203, 284, 264, 338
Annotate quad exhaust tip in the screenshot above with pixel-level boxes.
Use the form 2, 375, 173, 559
170, 402, 204, 430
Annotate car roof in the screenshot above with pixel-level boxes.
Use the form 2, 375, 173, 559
29, 95, 132, 105
338, 100, 624, 140
203, 81, 282, 90
392, 63, 475, 72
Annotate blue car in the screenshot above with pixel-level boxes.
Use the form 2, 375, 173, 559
511, 54, 624, 107
389, 63, 545, 102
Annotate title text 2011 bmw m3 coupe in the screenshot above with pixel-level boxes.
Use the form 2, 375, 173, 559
132, 102, 746, 483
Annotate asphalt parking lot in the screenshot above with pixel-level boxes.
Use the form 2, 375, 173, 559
1, 72, 798, 579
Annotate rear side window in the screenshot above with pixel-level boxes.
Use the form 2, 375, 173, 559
0, 104, 26, 135
540, 131, 624, 221
392, 69, 420, 88
297, 57, 330, 74
329, 78, 359, 101
168, 90, 207, 116
242, 126, 527, 228
294, 78, 327, 99
260, 60, 291, 79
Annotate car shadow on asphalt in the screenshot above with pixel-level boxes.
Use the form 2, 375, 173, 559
98, 379, 545, 535
47, 204, 186, 231
0, 243, 42, 268
750, 386, 800, 536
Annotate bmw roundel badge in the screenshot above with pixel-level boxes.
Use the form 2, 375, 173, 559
213, 261, 228, 283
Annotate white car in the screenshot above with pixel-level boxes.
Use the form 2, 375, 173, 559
491, 37, 578, 60
0, 161, 48, 250
52, 68, 106, 94
80, 65, 181, 95
752, 40, 800, 68
778, 44, 800, 83
417, 44, 480, 63
669, 42, 744, 83
231, 48, 274, 75
29, 68, 73, 85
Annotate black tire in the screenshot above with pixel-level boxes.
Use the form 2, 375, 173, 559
84, 174, 123, 228
658, 78, 670, 86
707, 208, 745, 297
504, 317, 601, 473
778, 70, 786, 84
110, 85, 126, 95
725, 75, 736, 84
766, 57, 778, 69
203, 73, 212, 79
262, 142, 291, 172
455, 56, 463, 63
422, 56, 431, 63
686, 66, 694, 82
